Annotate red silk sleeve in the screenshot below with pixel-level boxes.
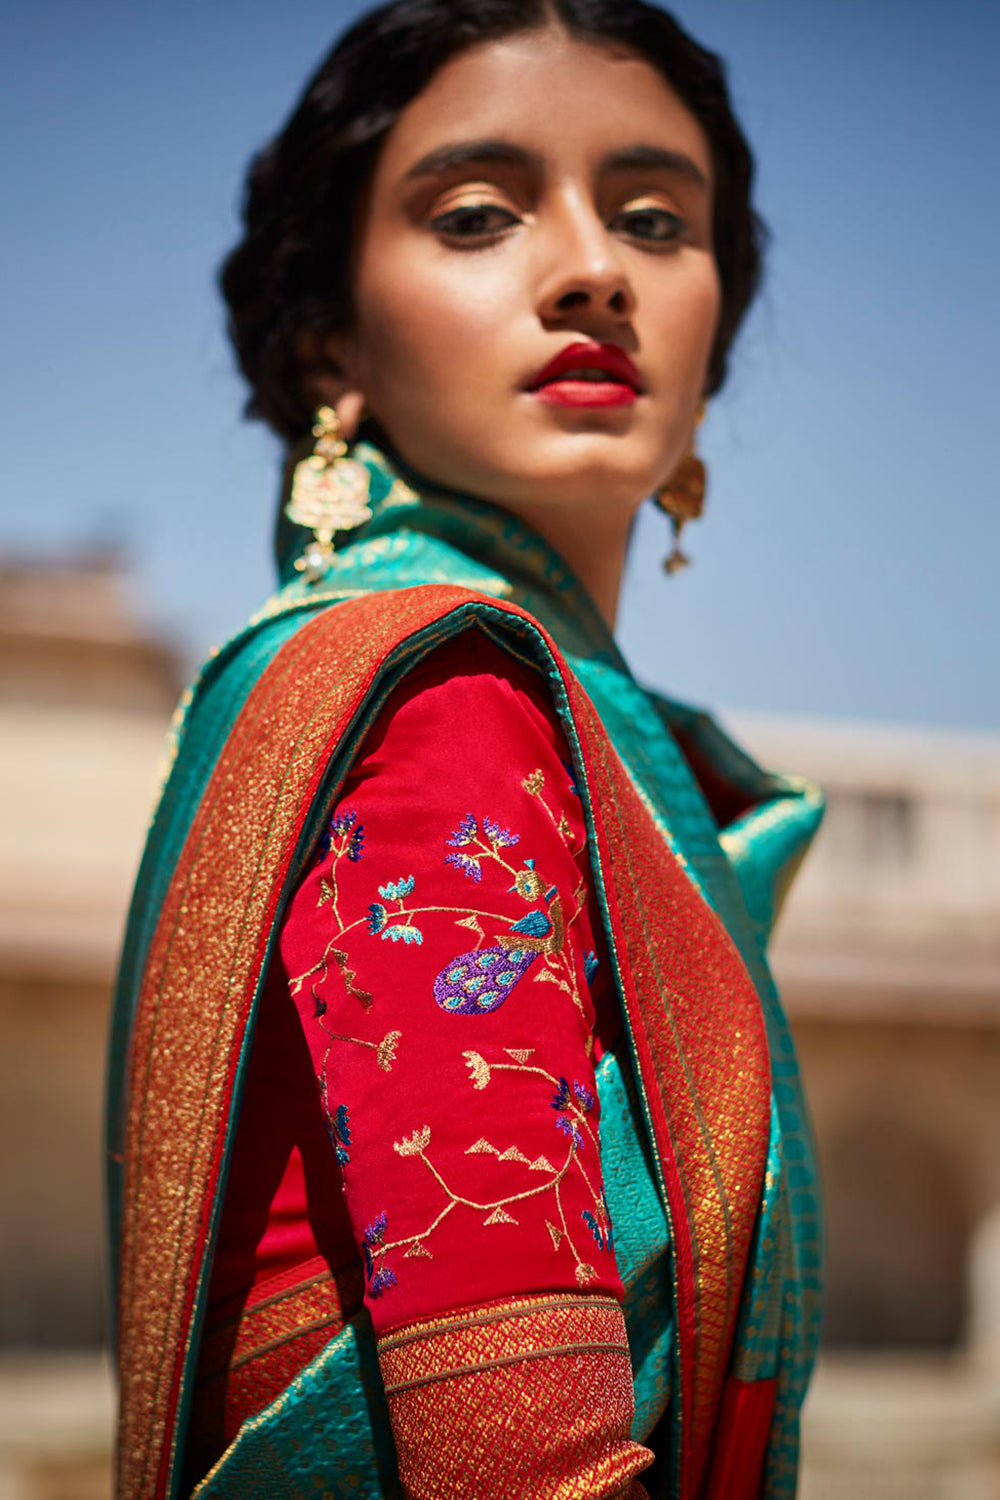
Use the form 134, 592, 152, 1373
279, 628, 652, 1496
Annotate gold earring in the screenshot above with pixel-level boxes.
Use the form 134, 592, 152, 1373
286, 406, 373, 581
654, 404, 707, 576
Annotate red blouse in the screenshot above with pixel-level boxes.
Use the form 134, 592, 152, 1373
191, 630, 651, 1497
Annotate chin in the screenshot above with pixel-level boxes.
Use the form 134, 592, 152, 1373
501, 451, 659, 515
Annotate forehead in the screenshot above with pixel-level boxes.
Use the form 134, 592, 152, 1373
372, 27, 714, 189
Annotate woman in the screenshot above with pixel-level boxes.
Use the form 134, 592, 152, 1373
106, 3, 824, 1497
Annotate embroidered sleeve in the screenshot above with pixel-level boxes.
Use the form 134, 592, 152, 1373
278, 628, 652, 1493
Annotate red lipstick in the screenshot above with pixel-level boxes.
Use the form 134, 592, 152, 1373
525, 341, 643, 408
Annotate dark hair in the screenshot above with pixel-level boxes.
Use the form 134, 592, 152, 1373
221, 0, 765, 444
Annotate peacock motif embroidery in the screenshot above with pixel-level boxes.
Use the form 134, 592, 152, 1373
289, 765, 595, 1029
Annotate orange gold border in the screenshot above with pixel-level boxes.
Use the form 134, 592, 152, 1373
377, 1292, 651, 1499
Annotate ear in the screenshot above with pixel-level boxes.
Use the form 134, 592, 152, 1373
296, 328, 367, 441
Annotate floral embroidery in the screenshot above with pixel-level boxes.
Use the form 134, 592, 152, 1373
374, 1045, 614, 1288
291, 772, 591, 1025
315, 809, 365, 866
285, 746, 615, 1315
326, 1103, 352, 1166
315, 810, 366, 920
582, 1201, 614, 1253
445, 812, 519, 883
289, 765, 599, 1236
362, 1212, 398, 1298
522, 766, 585, 854
447, 813, 478, 846
444, 851, 483, 883
550, 1075, 596, 1152
314, 1021, 400, 1171
483, 817, 519, 848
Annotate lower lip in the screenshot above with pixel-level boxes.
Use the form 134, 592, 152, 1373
530, 379, 638, 408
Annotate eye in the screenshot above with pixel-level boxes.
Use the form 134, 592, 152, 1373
610, 205, 686, 246
429, 202, 521, 243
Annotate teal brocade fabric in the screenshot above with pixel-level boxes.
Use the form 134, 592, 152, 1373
107, 438, 823, 1500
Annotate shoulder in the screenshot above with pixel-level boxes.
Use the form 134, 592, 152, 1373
355, 624, 568, 769
330, 625, 589, 890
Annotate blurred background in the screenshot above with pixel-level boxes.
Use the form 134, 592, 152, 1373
1, 1, 997, 1496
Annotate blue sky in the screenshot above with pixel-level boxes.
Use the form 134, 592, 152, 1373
2, 0, 997, 730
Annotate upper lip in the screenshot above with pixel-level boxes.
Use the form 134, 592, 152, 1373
525, 341, 644, 392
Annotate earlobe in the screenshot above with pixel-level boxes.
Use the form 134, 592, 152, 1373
297, 329, 367, 441
327, 388, 367, 443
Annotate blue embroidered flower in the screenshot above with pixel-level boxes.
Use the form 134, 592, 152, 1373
584, 951, 599, 985
370, 1267, 398, 1298
366, 903, 388, 935
316, 809, 366, 864
561, 759, 581, 796
327, 1103, 351, 1166
601, 1191, 615, 1253
312, 991, 327, 1019
447, 814, 478, 847
363, 1211, 387, 1256
551, 1076, 589, 1150
582, 1209, 606, 1250
382, 923, 423, 945
556, 1115, 584, 1150
362, 1212, 396, 1298
483, 817, 519, 849
573, 1081, 595, 1113
551, 1077, 572, 1112
445, 851, 483, 883
378, 876, 415, 902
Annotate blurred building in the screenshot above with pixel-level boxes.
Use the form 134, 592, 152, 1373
0, 555, 997, 1498
0, 555, 182, 1500
731, 711, 1000, 1498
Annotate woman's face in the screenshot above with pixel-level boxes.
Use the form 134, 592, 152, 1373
327, 26, 720, 531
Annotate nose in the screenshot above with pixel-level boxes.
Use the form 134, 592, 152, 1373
535, 194, 636, 327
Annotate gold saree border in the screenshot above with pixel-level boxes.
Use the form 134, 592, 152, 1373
565, 679, 771, 1496
377, 1292, 651, 1499
116, 586, 770, 1500
118, 591, 452, 1498
193, 1263, 362, 1385
378, 1291, 626, 1392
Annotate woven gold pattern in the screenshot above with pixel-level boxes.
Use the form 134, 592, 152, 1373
194, 1264, 361, 1386
378, 1292, 652, 1498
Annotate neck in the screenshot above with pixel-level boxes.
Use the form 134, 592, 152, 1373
278, 435, 632, 661
501, 499, 631, 632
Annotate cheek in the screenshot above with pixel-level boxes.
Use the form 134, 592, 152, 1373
662, 258, 722, 375
353, 251, 509, 404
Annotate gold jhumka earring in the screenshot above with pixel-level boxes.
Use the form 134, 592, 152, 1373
654, 404, 707, 575
286, 405, 373, 581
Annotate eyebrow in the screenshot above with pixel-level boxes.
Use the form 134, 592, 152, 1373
401, 138, 709, 189
603, 144, 708, 188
